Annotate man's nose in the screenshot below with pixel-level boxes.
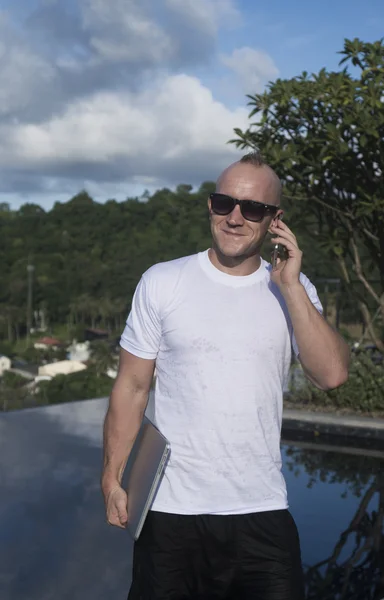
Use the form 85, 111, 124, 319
227, 203, 244, 225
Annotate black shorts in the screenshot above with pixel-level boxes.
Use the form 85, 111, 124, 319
128, 509, 305, 600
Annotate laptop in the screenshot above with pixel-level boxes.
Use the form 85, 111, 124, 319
121, 417, 171, 541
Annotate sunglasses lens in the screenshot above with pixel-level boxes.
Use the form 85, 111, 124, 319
241, 201, 265, 222
210, 194, 235, 215
210, 194, 272, 222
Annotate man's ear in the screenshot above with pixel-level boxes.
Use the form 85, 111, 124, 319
268, 210, 283, 233
274, 210, 284, 225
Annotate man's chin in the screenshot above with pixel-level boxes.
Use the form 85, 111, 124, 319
215, 244, 249, 260
220, 249, 244, 258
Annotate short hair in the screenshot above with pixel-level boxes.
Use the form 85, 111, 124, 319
239, 151, 265, 167
239, 150, 282, 203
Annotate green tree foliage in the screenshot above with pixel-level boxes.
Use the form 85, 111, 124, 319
90, 341, 118, 376
0, 180, 344, 346
0, 183, 213, 340
0, 371, 29, 410
289, 351, 384, 413
35, 368, 113, 405
1, 371, 27, 390
230, 38, 384, 350
19, 345, 67, 364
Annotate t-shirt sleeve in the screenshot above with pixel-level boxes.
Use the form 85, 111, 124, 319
291, 274, 323, 358
120, 274, 161, 360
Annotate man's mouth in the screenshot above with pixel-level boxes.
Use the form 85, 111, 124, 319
222, 230, 244, 237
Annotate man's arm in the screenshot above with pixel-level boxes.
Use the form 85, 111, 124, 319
282, 283, 350, 390
269, 219, 350, 391
101, 348, 155, 527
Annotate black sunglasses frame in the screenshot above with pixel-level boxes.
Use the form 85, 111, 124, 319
209, 193, 280, 223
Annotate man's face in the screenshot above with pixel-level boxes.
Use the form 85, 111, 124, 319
208, 164, 283, 260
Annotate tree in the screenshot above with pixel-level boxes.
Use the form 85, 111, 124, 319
35, 369, 113, 404
90, 341, 117, 377
0, 304, 23, 343
0, 169, 370, 353
0, 371, 28, 411
230, 38, 384, 350
288, 350, 384, 414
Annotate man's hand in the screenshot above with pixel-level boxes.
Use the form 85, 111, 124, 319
269, 220, 302, 291
103, 482, 128, 529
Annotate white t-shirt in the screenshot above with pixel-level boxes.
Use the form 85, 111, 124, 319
120, 250, 322, 515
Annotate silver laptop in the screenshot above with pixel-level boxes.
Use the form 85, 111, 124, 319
121, 417, 170, 541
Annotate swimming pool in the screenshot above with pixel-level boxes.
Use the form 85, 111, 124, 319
0, 399, 382, 600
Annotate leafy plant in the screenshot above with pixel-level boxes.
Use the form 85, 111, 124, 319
290, 351, 384, 412
35, 368, 113, 405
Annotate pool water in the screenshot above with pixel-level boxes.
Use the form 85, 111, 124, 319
0, 399, 382, 600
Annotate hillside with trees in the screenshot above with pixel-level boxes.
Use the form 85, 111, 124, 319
0, 182, 344, 348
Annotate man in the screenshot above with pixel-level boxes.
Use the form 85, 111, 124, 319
101, 152, 350, 599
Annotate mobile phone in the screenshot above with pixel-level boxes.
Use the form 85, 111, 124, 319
272, 244, 287, 269
272, 244, 281, 269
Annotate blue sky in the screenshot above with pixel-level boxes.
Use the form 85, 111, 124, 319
0, 0, 382, 210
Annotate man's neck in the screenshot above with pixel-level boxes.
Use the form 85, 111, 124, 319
208, 247, 261, 276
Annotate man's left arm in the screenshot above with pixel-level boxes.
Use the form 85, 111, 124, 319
282, 283, 349, 389
270, 220, 350, 391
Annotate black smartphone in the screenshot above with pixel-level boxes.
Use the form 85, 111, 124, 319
272, 244, 281, 269
272, 243, 288, 269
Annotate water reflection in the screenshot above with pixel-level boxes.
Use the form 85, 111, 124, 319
284, 442, 384, 600
0, 399, 132, 600
0, 399, 383, 600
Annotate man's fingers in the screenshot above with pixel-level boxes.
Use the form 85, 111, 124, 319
116, 497, 128, 526
107, 515, 126, 529
106, 487, 128, 528
107, 507, 127, 529
270, 236, 302, 255
272, 229, 298, 247
271, 221, 298, 245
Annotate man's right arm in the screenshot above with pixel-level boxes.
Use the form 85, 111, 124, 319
101, 347, 155, 528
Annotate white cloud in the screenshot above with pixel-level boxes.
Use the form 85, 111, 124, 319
81, 0, 173, 64
221, 46, 279, 94
79, 0, 240, 67
0, 2, 277, 208
0, 13, 56, 117
0, 74, 248, 190
165, 0, 241, 36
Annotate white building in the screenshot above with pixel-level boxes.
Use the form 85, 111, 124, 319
66, 340, 91, 362
0, 355, 11, 376
34, 337, 62, 351
38, 360, 87, 378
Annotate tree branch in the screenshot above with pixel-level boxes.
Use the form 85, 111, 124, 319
283, 193, 352, 219
349, 233, 381, 305
337, 256, 351, 285
264, 108, 298, 141
358, 301, 384, 352
361, 227, 380, 243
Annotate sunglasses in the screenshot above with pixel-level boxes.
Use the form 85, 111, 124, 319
209, 193, 280, 223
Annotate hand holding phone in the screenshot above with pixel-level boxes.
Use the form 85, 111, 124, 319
269, 218, 303, 288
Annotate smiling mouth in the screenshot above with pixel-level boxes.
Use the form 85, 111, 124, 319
222, 230, 244, 237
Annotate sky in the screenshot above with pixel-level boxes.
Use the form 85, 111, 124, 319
0, 0, 382, 210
